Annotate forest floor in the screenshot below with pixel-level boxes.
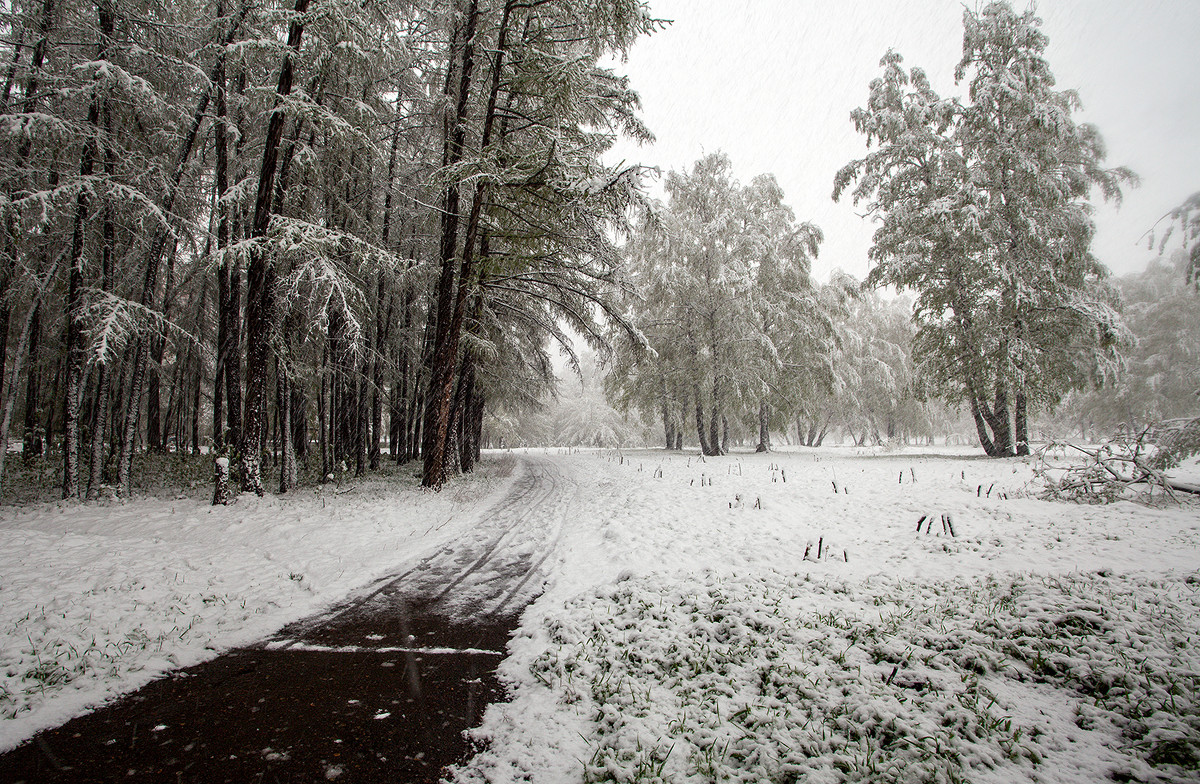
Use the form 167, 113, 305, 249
1, 445, 1199, 783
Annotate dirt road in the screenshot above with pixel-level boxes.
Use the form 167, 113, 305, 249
0, 455, 576, 783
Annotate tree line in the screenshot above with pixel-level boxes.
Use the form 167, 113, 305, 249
606, 3, 1198, 458
0, 0, 660, 499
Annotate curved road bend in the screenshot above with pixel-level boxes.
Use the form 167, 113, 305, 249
1, 454, 577, 784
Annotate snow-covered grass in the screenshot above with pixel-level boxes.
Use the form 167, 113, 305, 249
455, 446, 1200, 784
2, 444, 1198, 781
0, 454, 517, 751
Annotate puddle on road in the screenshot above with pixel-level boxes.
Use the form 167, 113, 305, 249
0, 606, 518, 784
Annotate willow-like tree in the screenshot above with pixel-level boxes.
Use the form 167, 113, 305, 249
612, 153, 825, 455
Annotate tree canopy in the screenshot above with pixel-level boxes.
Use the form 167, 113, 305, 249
834, 1, 1134, 457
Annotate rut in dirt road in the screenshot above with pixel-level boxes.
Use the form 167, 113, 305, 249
0, 455, 576, 784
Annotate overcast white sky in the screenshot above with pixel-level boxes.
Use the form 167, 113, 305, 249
605, 0, 1200, 283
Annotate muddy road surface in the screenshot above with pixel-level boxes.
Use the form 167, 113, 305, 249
1, 455, 576, 783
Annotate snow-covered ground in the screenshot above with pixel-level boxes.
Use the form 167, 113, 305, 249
2, 445, 1198, 783
454, 446, 1200, 784
0, 458, 517, 751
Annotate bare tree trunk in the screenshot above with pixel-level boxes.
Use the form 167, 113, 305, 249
755, 399, 770, 453
355, 357, 368, 477
693, 385, 716, 456
22, 304, 42, 461
1014, 390, 1029, 456
318, 343, 329, 479
277, 359, 296, 493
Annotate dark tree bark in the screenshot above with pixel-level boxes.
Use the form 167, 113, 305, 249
239, 0, 310, 495
63, 30, 106, 496
86, 82, 117, 499
755, 399, 770, 453
147, 243, 179, 452
318, 343, 329, 479
990, 383, 1013, 457
277, 358, 297, 493
1014, 390, 1029, 456
22, 304, 42, 461
693, 384, 717, 456
422, 0, 483, 488
290, 382, 307, 466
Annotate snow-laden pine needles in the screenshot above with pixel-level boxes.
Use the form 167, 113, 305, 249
527, 569, 1200, 783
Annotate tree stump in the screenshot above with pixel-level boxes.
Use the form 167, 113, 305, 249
212, 457, 234, 505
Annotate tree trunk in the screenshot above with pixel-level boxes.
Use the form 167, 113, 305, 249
277, 360, 297, 493
239, 0, 310, 495
355, 356, 368, 477
318, 343, 329, 479
755, 399, 770, 452
693, 385, 716, 456
22, 304, 42, 460
63, 110, 93, 492
422, 0, 484, 489
64, 0, 112, 497
991, 383, 1014, 457
87, 180, 117, 497
1014, 390, 1029, 456
458, 354, 478, 472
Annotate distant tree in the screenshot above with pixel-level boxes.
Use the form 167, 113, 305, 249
611, 153, 826, 455
1147, 192, 1200, 291
1056, 252, 1200, 435
835, 2, 1133, 457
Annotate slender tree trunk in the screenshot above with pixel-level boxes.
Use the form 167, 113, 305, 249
22, 304, 42, 460
318, 343, 329, 479
369, 278, 390, 471
693, 384, 715, 456
277, 359, 296, 493
355, 357, 368, 477
291, 382, 307, 466
190, 342, 202, 455
755, 399, 770, 453
212, 12, 242, 456
1014, 390, 1029, 456
239, 0, 310, 495
63, 72, 100, 496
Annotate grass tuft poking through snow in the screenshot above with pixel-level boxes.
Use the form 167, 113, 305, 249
473, 568, 1200, 784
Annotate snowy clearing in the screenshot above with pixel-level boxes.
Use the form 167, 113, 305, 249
453, 446, 1200, 784
2, 446, 1199, 783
